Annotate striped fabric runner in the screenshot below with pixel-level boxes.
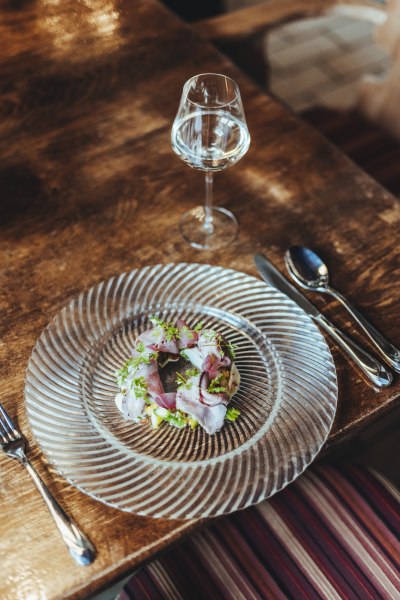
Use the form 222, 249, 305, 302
120, 464, 400, 600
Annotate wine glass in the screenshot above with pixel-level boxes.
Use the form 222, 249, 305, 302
171, 73, 250, 250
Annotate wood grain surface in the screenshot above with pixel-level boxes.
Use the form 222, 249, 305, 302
0, 1, 399, 598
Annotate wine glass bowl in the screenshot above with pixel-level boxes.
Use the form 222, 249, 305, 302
171, 73, 250, 249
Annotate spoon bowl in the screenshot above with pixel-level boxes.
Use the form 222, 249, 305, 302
285, 246, 329, 290
285, 245, 400, 372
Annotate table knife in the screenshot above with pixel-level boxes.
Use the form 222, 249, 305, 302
254, 254, 392, 389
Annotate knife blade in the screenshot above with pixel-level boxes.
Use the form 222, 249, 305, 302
254, 253, 320, 317
254, 254, 392, 389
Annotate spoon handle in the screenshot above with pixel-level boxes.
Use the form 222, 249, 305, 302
328, 287, 400, 372
315, 313, 393, 389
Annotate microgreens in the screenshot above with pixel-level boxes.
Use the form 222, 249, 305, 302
194, 321, 204, 333
131, 353, 157, 371
132, 376, 149, 400
225, 407, 240, 422
115, 352, 157, 387
224, 341, 238, 360
132, 376, 147, 390
201, 329, 217, 341
209, 386, 226, 393
185, 368, 199, 378
115, 357, 136, 387
176, 368, 199, 390
181, 325, 195, 339
165, 411, 186, 428
150, 316, 180, 341
175, 372, 187, 387
207, 373, 227, 394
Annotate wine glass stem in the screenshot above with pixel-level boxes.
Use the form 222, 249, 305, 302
204, 171, 214, 233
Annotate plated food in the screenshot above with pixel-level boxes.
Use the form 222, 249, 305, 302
26, 263, 338, 518
115, 317, 240, 434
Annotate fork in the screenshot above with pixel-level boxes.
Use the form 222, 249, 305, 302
0, 402, 95, 566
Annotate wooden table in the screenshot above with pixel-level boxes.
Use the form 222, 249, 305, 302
1, 1, 399, 598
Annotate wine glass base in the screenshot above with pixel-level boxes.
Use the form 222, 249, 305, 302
180, 206, 238, 250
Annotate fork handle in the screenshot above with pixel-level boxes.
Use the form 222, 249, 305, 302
23, 457, 95, 565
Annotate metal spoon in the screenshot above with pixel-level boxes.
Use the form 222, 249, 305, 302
285, 246, 400, 372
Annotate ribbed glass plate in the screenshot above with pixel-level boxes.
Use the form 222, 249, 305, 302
25, 263, 337, 519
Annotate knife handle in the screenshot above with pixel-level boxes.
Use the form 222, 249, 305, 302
327, 287, 400, 373
315, 313, 393, 389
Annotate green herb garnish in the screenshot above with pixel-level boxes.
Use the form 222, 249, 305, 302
207, 373, 226, 394
176, 372, 188, 387
132, 376, 149, 401
209, 385, 226, 393
225, 407, 240, 422
224, 341, 238, 360
176, 368, 199, 390
194, 321, 204, 333
185, 368, 199, 378
181, 325, 195, 339
165, 412, 186, 428
115, 352, 157, 387
130, 352, 157, 371
115, 357, 136, 387
202, 329, 217, 341
150, 316, 180, 341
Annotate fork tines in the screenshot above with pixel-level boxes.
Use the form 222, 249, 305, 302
0, 403, 21, 444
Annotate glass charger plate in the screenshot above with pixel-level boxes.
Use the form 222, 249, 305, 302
25, 263, 337, 519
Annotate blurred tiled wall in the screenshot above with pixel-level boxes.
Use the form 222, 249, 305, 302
267, 15, 389, 112
225, 1, 390, 113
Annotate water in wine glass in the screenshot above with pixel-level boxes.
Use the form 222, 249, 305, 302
172, 109, 250, 171
171, 73, 250, 250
